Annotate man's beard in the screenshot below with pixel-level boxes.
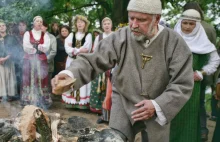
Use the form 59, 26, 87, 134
131, 15, 156, 42
131, 27, 154, 42
132, 33, 147, 42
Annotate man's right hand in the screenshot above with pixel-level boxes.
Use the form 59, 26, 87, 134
51, 73, 72, 94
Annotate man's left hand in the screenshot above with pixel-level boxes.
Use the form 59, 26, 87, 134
131, 100, 155, 121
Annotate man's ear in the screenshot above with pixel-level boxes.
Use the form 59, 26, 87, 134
155, 15, 161, 25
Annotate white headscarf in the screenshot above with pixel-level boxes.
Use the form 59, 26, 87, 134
174, 19, 216, 54
33, 16, 43, 22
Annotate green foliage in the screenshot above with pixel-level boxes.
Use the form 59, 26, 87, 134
44, 0, 113, 30
205, 93, 212, 112
0, 0, 51, 24
161, 0, 220, 33
0, 0, 219, 35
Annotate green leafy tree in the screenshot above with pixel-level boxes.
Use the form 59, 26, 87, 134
43, 0, 113, 32
0, 0, 219, 35
0, 0, 51, 23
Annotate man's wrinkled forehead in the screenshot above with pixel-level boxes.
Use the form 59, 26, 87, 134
128, 11, 153, 19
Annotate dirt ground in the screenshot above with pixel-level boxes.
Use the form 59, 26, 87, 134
0, 96, 216, 142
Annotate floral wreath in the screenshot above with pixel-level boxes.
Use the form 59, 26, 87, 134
115, 23, 129, 31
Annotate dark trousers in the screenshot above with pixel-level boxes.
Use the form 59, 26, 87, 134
15, 63, 22, 96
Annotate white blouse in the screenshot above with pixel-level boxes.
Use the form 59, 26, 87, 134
64, 32, 92, 57
93, 32, 113, 51
202, 51, 220, 75
23, 29, 50, 54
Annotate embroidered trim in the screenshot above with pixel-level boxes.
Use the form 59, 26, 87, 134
181, 15, 201, 21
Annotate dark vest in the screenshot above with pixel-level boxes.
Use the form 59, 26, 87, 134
98, 33, 103, 41
29, 31, 45, 54
71, 32, 88, 48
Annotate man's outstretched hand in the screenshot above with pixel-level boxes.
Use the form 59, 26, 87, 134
51, 73, 73, 95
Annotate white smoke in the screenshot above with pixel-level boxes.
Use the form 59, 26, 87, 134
0, 0, 52, 22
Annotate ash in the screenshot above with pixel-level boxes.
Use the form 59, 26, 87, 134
58, 116, 124, 142
0, 119, 17, 142
58, 116, 95, 137
0, 115, 124, 142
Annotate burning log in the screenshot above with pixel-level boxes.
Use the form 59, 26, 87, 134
34, 109, 52, 142
17, 105, 61, 142
48, 113, 61, 142
18, 105, 53, 142
19, 105, 38, 141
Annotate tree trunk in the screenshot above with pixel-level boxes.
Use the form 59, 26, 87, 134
112, 0, 129, 28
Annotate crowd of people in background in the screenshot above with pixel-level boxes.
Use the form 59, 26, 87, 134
0, 14, 116, 123
0, 1, 220, 142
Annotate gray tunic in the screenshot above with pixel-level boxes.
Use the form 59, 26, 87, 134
66, 27, 194, 142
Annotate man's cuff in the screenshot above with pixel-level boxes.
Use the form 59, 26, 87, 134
151, 100, 167, 126
59, 70, 74, 78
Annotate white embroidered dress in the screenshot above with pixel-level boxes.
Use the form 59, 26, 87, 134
62, 32, 92, 108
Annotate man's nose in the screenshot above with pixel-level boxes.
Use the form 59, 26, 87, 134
132, 19, 139, 28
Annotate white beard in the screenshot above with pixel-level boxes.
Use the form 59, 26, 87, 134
131, 15, 157, 42
131, 33, 146, 42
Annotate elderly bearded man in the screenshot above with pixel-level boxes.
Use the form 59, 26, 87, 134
51, 0, 194, 141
